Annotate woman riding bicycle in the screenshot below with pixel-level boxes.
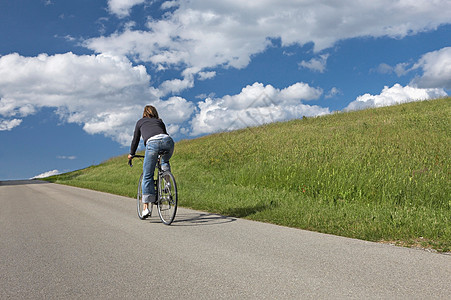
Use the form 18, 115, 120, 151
128, 105, 174, 217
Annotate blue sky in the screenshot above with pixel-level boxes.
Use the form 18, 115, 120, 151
1, 0, 450, 180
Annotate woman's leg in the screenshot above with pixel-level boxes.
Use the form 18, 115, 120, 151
160, 136, 174, 172
142, 141, 158, 207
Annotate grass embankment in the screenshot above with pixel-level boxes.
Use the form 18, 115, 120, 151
46, 98, 450, 252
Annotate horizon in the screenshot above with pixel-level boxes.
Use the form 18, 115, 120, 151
1, 0, 450, 180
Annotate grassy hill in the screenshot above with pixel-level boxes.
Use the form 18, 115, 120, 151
45, 98, 450, 252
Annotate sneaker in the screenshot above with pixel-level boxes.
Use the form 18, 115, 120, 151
142, 208, 150, 217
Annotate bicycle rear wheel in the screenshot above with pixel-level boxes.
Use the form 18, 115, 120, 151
157, 172, 177, 225
137, 173, 152, 220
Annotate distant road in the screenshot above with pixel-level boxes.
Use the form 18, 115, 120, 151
1, 180, 450, 299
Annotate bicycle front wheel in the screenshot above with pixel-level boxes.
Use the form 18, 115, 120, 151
137, 173, 152, 220
157, 172, 177, 225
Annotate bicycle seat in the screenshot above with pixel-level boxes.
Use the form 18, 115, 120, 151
158, 150, 170, 155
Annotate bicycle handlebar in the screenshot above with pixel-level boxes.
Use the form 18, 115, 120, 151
128, 155, 145, 167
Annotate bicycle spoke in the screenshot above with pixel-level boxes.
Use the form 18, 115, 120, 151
157, 172, 177, 225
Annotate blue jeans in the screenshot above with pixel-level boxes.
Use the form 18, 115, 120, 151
142, 136, 174, 204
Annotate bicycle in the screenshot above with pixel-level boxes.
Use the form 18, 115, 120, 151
128, 151, 178, 225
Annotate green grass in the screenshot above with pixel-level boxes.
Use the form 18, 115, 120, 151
44, 98, 451, 252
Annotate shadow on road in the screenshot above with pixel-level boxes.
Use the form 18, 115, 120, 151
0, 180, 50, 186
175, 212, 236, 226
145, 211, 236, 226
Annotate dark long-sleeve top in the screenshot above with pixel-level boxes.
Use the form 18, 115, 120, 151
130, 117, 168, 155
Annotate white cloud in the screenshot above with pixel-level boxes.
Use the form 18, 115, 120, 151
0, 52, 195, 145
57, 155, 77, 160
0, 118, 22, 131
279, 82, 323, 102
375, 63, 394, 75
154, 96, 195, 124
189, 82, 328, 136
345, 84, 447, 111
410, 47, 451, 89
88, 0, 451, 81
299, 54, 329, 73
108, 0, 146, 18
31, 169, 61, 179
159, 76, 194, 95
325, 87, 341, 99
376, 47, 451, 85
394, 62, 411, 77
161, 1, 179, 10
198, 71, 216, 81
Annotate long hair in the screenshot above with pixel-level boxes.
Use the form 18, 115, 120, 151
143, 105, 159, 119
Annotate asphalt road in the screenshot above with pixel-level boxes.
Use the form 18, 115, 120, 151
1, 180, 450, 299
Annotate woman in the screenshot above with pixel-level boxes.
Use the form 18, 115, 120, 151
128, 105, 174, 217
